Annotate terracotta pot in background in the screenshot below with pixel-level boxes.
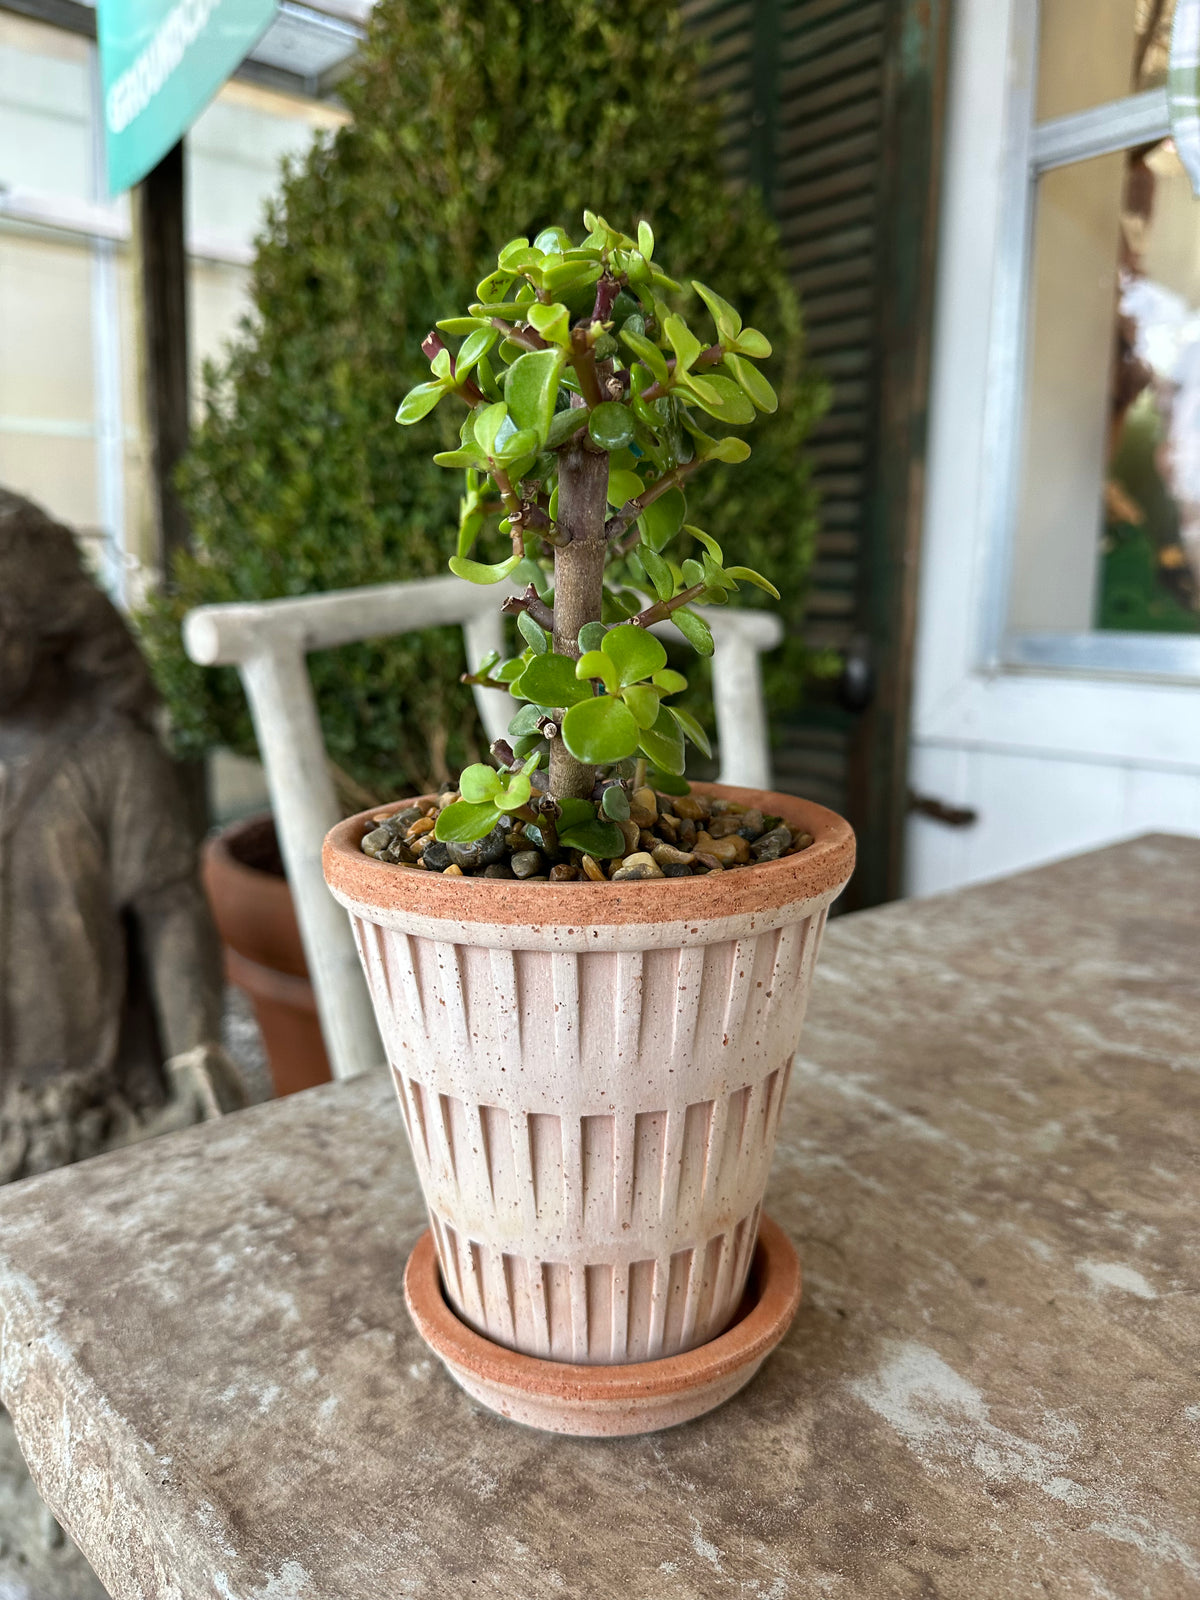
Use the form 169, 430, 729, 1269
324, 783, 854, 1368
203, 813, 332, 1097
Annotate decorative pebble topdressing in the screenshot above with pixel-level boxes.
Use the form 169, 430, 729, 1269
360, 786, 813, 881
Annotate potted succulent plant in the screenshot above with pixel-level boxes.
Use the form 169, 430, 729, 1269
322, 214, 854, 1434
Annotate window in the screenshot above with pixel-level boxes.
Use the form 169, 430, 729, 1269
0, 12, 345, 603
992, 0, 1200, 675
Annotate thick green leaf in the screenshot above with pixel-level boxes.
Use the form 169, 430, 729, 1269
588, 402, 635, 451
733, 327, 772, 359
526, 301, 571, 348
494, 425, 540, 465
508, 702, 545, 736
725, 565, 781, 599
554, 797, 595, 832
638, 488, 686, 552
473, 401, 510, 456
434, 799, 501, 843
395, 381, 446, 424
601, 784, 631, 820
576, 649, 619, 693
608, 467, 644, 507
667, 703, 712, 758
542, 258, 603, 295
546, 407, 586, 450
494, 773, 532, 811
504, 348, 564, 442
459, 763, 502, 802
448, 552, 523, 585
436, 316, 488, 336
692, 280, 741, 341
517, 610, 549, 653
726, 353, 778, 413
623, 682, 662, 729
688, 374, 755, 424
516, 651, 592, 707
512, 733, 543, 759
701, 435, 751, 464
672, 607, 715, 656
494, 658, 527, 682
533, 226, 572, 254
648, 770, 690, 797
602, 623, 667, 686
561, 695, 640, 763
558, 818, 625, 858
664, 314, 702, 373
688, 527, 724, 564
433, 446, 484, 469
637, 219, 654, 260
637, 704, 686, 776
652, 667, 688, 694
639, 546, 674, 601
456, 326, 498, 376
620, 327, 669, 384
578, 621, 607, 653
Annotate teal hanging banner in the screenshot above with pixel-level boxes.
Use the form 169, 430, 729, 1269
98, 0, 276, 195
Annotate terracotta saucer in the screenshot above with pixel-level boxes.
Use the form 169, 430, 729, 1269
403, 1214, 802, 1437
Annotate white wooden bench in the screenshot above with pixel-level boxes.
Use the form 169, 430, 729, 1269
184, 576, 782, 1082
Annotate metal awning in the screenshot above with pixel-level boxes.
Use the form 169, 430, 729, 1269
0, 0, 369, 98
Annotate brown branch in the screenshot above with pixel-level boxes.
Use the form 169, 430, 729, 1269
460, 671, 518, 691
490, 317, 548, 352
592, 272, 621, 323
604, 460, 705, 547
490, 466, 524, 524
629, 583, 706, 629
569, 326, 604, 409
500, 585, 555, 631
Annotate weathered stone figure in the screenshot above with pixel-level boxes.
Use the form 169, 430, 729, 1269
0, 490, 242, 1181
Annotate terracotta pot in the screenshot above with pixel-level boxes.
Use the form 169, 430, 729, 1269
203, 813, 332, 1097
323, 783, 853, 1365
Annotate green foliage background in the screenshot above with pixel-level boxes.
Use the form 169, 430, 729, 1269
140, 0, 827, 804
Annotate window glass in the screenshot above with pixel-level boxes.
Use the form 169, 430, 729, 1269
0, 13, 92, 203
1010, 141, 1200, 637
1037, 0, 1176, 121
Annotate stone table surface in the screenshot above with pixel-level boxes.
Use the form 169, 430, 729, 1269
1, 836, 1197, 1600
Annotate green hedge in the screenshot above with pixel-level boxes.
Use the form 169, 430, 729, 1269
139, 0, 827, 805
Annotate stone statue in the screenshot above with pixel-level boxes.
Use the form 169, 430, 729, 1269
0, 489, 244, 1181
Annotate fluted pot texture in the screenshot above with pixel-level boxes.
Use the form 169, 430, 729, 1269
324, 784, 854, 1366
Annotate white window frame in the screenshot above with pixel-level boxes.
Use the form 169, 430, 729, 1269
910, 0, 1200, 791
979, 0, 1200, 682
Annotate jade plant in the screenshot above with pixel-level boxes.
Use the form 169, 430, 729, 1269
394, 211, 780, 864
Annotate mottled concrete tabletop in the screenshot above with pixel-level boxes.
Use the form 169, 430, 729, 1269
1, 835, 1197, 1600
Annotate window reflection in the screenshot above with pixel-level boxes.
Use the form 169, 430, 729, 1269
1101, 142, 1200, 632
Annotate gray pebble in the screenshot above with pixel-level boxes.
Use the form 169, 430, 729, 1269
751, 825, 793, 862
447, 822, 508, 871
511, 850, 543, 879
662, 863, 693, 877
736, 809, 765, 841
361, 826, 391, 858
484, 863, 514, 878
389, 807, 423, 833
422, 840, 452, 871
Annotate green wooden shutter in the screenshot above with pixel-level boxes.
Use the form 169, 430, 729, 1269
686, 0, 887, 820
687, 0, 949, 907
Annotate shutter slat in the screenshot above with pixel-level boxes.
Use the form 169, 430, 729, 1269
688, 0, 885, 820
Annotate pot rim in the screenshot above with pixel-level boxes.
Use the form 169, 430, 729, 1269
323, 781, 854, 938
